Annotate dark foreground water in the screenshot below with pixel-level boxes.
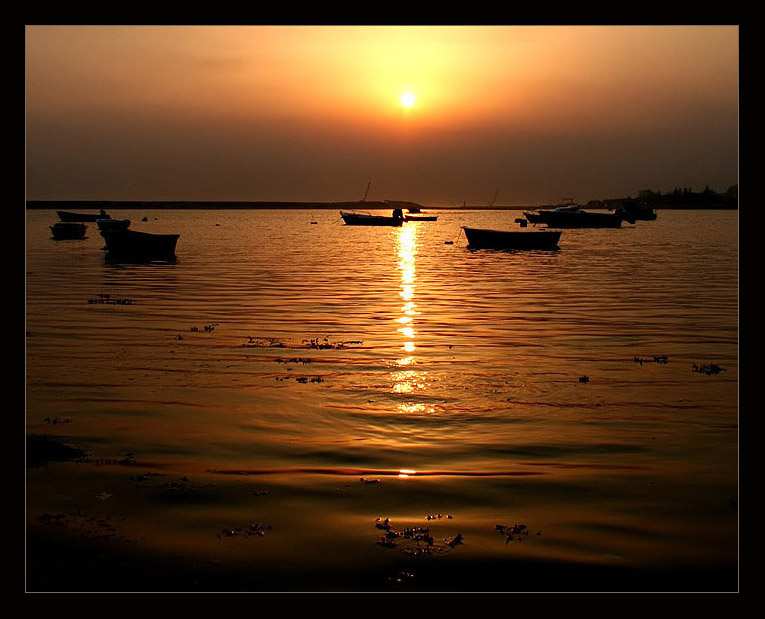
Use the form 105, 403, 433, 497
25, 208, 738, 592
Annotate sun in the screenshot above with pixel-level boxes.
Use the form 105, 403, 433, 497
400, 92, 416, 108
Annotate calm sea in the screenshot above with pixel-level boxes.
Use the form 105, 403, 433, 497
25, 207, 738, 590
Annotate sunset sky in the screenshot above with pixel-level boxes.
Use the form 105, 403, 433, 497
25, 25, 739, 206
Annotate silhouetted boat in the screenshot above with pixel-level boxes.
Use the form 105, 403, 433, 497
100, 228, 179, 259
462, 226, 561, 250
97, 218, 130, 231
524, 204, 622, 228
50, 222, 87, 240
340, 209, 405, 226
404, 214, 438, 221
57, 210, 110, 222
613, 201, 657, 223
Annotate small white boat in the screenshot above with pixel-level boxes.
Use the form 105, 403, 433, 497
340, 209, 405, 226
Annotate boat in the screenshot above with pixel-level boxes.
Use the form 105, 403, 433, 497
57, 210, 110, 222
612, 200, 657, 223
523, 204, 622, 228
97, 218, 131, 231
50, 222, 87, 240
340, 209, 405, 226
462, 226, 561, 250
404, 214, 438, 221
100, 228, 179, 260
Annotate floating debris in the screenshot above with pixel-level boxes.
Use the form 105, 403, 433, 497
578, 375, 589, 383
634, 355, 669, 365
445, 533, 463, 547
304, 337, 351, 350
387, 570, 416, 585
425, 513, 452, 521
276, 357, 312, 364
374, 517, 463, 556
43, 417, 72, 425
295, 376, 325, 384
87, 293, 135, 305
375, 517, 392, 530
361, 477, 381, 485
495, 522, 540, 544
242, 337, 286, 348
218, 522, 270, 539
693, 362, 725, 376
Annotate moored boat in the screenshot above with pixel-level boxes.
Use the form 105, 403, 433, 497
340, 209, 405, 226
462, 226, 562, 250
524, 204, 622, 228
100, 228, 179, 260
50, 222, 87, 240
613, 200, 657, 223
57, 210, 110, 222
404, 214, 438, 221
97, 218, 131, 231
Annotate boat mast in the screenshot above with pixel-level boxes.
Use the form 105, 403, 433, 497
362, 180, 371, 202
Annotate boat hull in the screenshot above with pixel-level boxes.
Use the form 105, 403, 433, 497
100, 229, 179, 260
404, 215, 438, 221
340, 211, 404, 226
523, 210, 622, 228
57, 210, 110, 222
50, 223, 87, 240
462, 227, 561, 250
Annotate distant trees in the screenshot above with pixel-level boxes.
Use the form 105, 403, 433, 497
598, 185, 738, 210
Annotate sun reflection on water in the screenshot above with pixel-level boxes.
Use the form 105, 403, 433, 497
392, 225, 432, 412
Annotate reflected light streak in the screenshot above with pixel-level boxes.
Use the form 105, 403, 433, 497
398, 469, 417, 479
393, 225, 432, 413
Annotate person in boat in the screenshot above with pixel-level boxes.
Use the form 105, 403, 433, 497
99, 209, 107, 217
392, 208, 404, 221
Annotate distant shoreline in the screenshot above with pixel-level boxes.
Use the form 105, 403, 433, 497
25, 200, 737, 211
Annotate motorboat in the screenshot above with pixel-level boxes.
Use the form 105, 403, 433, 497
524, 204, 622, 228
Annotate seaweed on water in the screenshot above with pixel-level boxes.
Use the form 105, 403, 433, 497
87, 293, 135, 305
693, 362, 725, 376
495, 522, 541, 544
633, 355, 669, 365
374, 517, 463, 556
217, 522, 270, 539
242, 337, 286, 348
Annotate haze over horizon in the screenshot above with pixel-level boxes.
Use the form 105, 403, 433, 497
25, 25, 739, 207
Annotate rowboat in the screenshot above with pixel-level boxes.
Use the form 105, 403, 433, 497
97, 218, 131, 231
57, 210, 110, 222
100, 228, 179, 260
524, 204, 622, 228
462, 226, 561, 250
50, 222, 87, 240
340, 210, 404, 226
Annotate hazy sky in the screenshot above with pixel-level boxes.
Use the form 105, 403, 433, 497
25, 25, 739, 206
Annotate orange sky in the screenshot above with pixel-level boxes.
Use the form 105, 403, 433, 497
25, 25, 739, 205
